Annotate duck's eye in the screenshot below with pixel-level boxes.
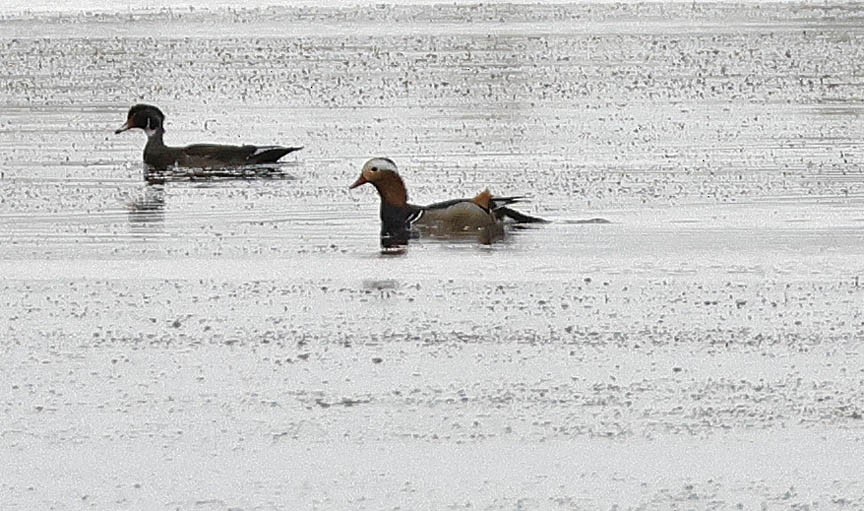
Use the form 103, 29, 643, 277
371, 167, 378, 172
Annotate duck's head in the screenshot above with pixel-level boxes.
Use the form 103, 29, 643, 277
115, 104, 165, 136
350, 157, 408, 207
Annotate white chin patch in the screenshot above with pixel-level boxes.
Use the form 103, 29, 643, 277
144, 127, 159, 138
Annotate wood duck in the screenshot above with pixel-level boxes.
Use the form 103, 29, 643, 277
115, 104, 302, 170
349, 157, 546, 248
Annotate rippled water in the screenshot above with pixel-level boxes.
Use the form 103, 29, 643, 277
2, 3, 864, 510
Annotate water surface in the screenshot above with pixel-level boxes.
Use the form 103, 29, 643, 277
2, 3, 864, 509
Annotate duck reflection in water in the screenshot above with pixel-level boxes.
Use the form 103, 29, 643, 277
127, 162, 299, 232
350, 157, 547, 251
142, 164, 297, 184
127, 182, 166, 229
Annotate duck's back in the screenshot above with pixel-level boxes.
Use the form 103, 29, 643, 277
181, 144, 298, 166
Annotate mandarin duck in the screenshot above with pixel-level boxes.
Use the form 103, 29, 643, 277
350, 157, 546, 247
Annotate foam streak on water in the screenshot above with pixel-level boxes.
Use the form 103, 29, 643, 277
2, 3, 864, 510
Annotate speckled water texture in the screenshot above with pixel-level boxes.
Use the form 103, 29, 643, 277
2, 3, 864, 509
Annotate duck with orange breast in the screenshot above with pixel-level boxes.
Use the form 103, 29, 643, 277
116, 104, 302, 170
350, 157, 546, 248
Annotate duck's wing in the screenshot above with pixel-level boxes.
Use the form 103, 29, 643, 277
419, 198, 471, 211
416, 195, 547, 226
423, 194, 526, 211
182, 144, 301, 166
244, 145, 303, 164
489, 196, 527, 207
413, 200, 495, 229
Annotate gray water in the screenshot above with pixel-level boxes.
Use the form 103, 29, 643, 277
2, 3, 864, 510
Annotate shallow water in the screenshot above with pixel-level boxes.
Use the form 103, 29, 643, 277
2, 3, 864, 510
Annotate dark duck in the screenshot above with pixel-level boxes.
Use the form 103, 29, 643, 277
115, 104, 302, 170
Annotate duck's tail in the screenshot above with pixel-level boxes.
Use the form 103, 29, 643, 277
495, 206, 548, 224
490, 196, 548, 223
250, 146, 303, 164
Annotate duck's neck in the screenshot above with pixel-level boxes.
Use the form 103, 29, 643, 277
144, 128, 166, 149
371, 171, 408, 208
372, 171, 412, 247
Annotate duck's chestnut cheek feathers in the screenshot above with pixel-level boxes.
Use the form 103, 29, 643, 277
363, 167, 380, 182
350, 167, 381, 189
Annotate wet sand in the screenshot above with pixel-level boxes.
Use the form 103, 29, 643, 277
2, 3, 864, 509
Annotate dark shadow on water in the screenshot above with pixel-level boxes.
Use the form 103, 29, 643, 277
377, 222, 542, 254
362, 278, 400, 290
379, 246, 408, 256
422, 225, 505, 246
143, 163, 297, 185
561, 218, 612, 224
